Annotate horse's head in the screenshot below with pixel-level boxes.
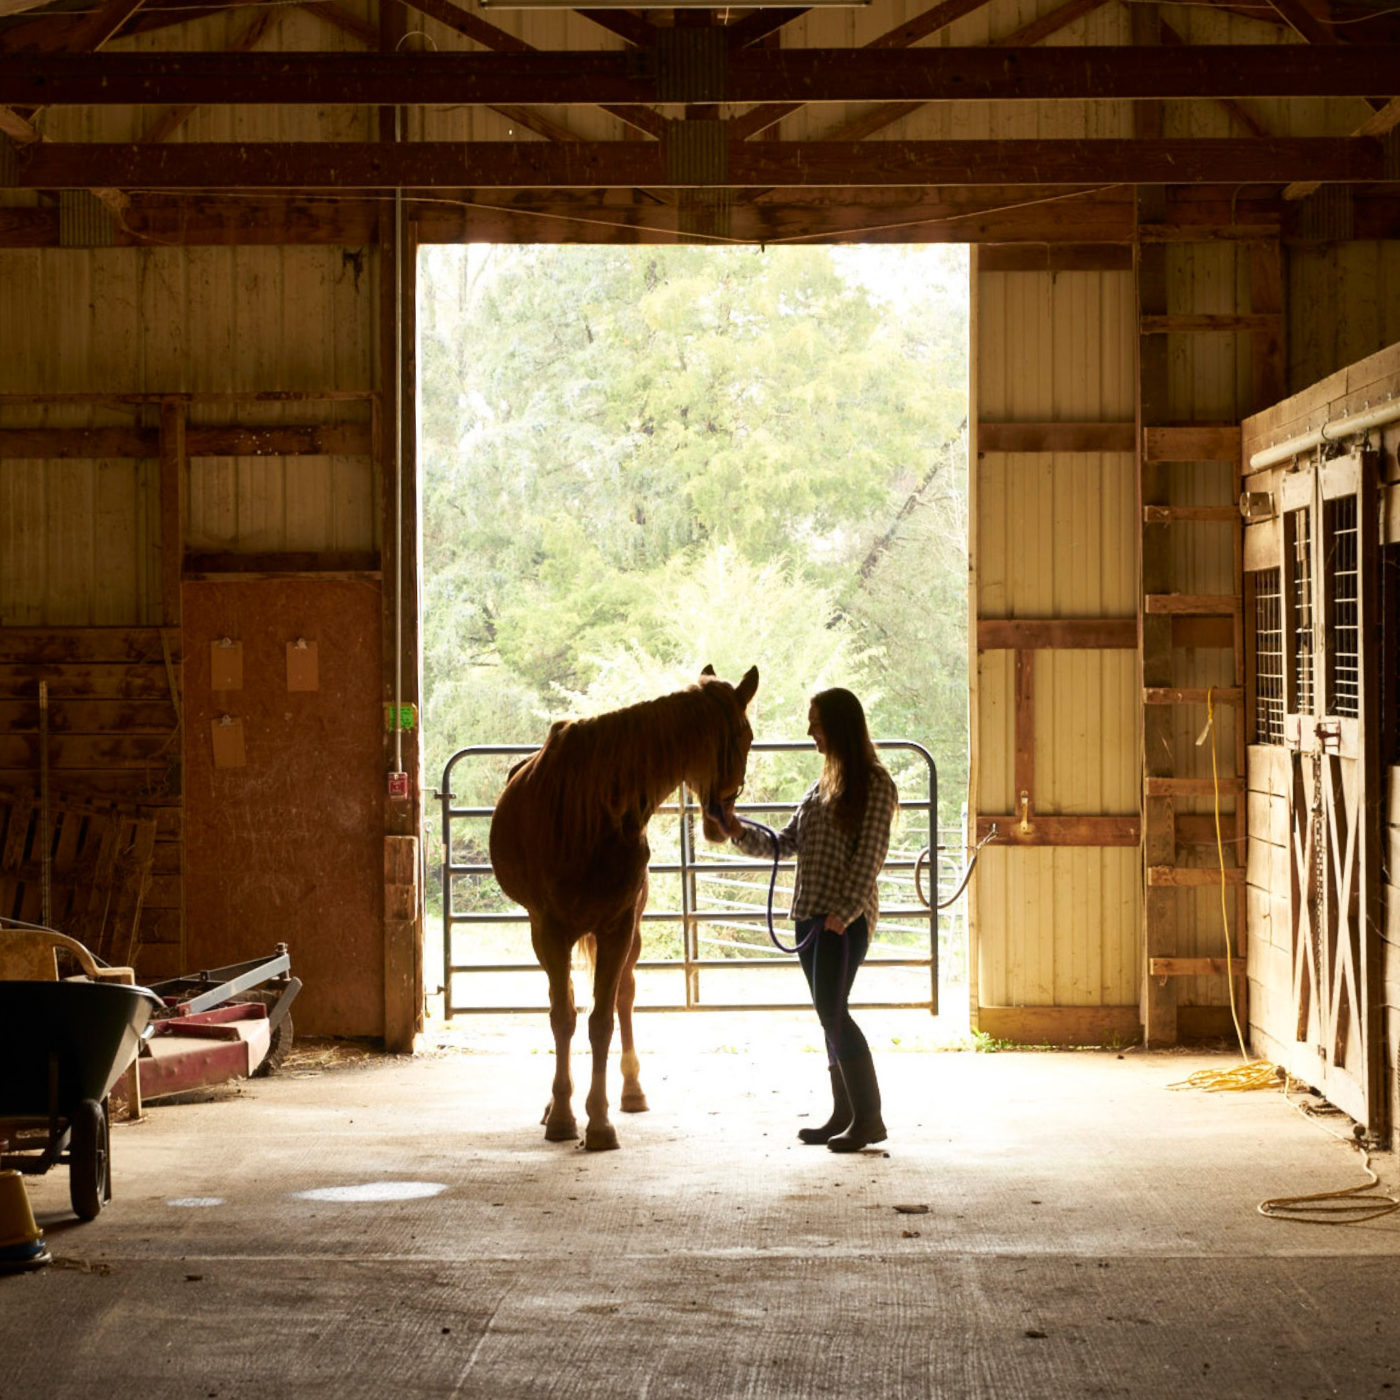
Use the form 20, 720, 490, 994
695, 664, 759, 843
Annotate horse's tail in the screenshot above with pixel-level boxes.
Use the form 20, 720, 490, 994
574, 933, 597, 977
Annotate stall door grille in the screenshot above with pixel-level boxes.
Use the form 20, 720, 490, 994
1277, 450, 1383, 1132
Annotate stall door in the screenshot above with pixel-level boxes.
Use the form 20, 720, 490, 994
1278, 449, 1384, 1131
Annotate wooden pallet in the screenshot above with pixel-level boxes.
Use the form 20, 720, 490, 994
0, 787, 157, 967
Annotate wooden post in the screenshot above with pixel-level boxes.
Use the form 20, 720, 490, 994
384, 835, 420, 1053
1134, 17, 1178, 1044
159, 400, 186, 630
378, 1, 423, 1049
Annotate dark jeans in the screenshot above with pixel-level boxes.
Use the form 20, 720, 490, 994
795, 914, 870, 1066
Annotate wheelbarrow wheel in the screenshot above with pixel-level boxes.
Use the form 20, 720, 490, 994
68, 1098, 110, 1221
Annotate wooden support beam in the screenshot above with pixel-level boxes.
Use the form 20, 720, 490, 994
5, 138, 1385, 191
1143, 687, 1243, 704
396, 0, 667, 140
978, 421, 1135, 452
1175, 813, 1245, 845
158, 402, 185, 631
1146, 776, 1245, 796
977, 244, 1133, 272
1148, 866, 1245, 886
1285, 95, 1400, 200
1141, 424, 1242, 461
977, 617, 1137, 650
183, 550, 380, 578
1144, 594, 1241, 615
1014, 649, 1034, 816
10, 47, 1400, 107
1140, 313, 1284, 334
1149, 956, 1245, 976
975, 1004, 1142, 1047
1143, 505, 1240, 522
975, 815, 1141, 845
1172, 616, 1238, 648
0, 424, 373, 458
1248, 239, 1286, 411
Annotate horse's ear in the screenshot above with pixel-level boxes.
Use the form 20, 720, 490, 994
700, 664, 716, 677
735, 665, 759, 708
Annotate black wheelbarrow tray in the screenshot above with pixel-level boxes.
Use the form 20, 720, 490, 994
0, 980, 162, 1220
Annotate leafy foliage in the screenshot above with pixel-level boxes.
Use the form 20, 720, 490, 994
419, 243, 969, 841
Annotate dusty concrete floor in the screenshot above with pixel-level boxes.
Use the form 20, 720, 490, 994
5, 1011, 1400, 1400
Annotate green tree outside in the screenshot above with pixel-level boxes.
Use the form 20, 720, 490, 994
419, 243, 969, 979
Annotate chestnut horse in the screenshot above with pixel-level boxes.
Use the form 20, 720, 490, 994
489, 665, 759, 1151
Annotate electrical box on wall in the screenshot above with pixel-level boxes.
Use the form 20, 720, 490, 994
387, 771, 410, 800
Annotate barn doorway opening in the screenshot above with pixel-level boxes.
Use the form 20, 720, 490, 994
418, 243, 970, 1040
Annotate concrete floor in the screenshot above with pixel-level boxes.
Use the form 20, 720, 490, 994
4, 1012, 1400, 1400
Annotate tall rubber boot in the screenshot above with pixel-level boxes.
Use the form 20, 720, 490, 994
797, 1064, 852, 1145
826, 1052, 886, 1153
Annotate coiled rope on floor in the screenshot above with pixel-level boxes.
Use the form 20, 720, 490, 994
1166, 689, 1399, 1225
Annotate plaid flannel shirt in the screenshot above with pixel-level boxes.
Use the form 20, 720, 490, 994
733, 765, 897, 932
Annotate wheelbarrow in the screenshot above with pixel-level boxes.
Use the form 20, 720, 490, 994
0, 979, 162, 1220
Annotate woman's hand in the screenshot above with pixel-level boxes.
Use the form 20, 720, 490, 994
823, 914, 846, 935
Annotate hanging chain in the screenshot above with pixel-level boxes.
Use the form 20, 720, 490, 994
1310, 744, 1327, 1057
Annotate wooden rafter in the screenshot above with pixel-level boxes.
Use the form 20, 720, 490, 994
138, 7, 284, 147
5, 136, 1383, 189
1286, 96, 1400, 199
813, 0, 1113, 144
397, 0, 667, 138
11, 46, 1400, 107
730, 0, 995, 141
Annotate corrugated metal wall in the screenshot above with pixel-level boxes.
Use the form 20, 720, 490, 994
0, 246, 377, 626
971, 267, 1139, 1018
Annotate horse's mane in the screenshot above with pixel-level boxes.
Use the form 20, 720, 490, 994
529, 682, 735, 856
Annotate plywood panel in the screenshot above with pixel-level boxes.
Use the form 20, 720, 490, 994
1288, 246, 1400, 399
183, 579, 384, 1037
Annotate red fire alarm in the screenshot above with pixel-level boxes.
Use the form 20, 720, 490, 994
387, 771, 410, 800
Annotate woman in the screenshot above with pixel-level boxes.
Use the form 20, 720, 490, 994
729, 687, 898, 1153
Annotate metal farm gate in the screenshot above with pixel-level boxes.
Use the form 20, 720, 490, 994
437, 740, 952, 1017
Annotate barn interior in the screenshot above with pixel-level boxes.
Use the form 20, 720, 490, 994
4, 0, 1400, 1389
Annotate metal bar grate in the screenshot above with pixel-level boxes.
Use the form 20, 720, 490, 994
1291, 508, 1315, 715
1253, 567, 1284, 744
1327, 493, 1359, 718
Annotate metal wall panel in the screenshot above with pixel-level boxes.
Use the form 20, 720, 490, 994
972, 266, 1141, 1013
0, 247, 376, 625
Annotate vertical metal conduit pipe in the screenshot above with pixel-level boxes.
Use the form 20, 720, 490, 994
393, 109, 405, 778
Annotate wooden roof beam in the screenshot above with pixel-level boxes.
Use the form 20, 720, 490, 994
730, 0, 994, 140
6, 136, 1384, 188
21, 47, 1398, 108
398, 0, 667, 137
813, 0, 1113, 144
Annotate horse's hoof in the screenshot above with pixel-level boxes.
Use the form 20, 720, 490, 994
544, 1120, 580, 1142
620, 1091, 649, 1114
584, 1123, 620, 1152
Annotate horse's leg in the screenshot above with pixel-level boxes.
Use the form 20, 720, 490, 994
582, 910, 635, 1152
617, 880, 648, 1114
532, 917, 579, 1143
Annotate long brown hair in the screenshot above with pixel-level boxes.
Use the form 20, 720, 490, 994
813, 687, 885, 833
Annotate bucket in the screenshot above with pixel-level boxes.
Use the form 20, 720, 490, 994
0, 1168, 51, 1272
